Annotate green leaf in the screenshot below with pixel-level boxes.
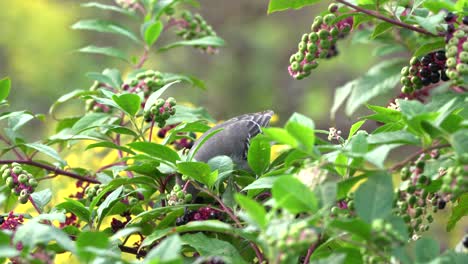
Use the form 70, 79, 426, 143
72, 19, 139, 43
128, 142, 180, 164
348, 120, 366, 140
144, 235, 182, 264
112, 93, 141, 116
267, 0, 321, 13
144, 20, 163, 46
97, 186, 123, 222
371, 22, 393, 39
235, 194, 267, 229
86, 141, 135, 155
76, 231, 109, 262
447, 193, 468, 231
23, 143, 66, 165
181, 233, 247, 264
331, 80, 354, 120
415, 237, 440, 263
242, 176, 281, 191
78, 45, 128, 62
55, 198, 91, 223
0, 77, 11, 101
272, 175, 318, 214
364, 144, 402, 168
329, 218, 371, 240
247, 136, 271, 175
14, 221, 75, 253
414, 38, 446, 57
263, 127, 298, 147
81, 2, 135, 16
343, 59, 405, 116
413, 12, 444, 34
367, 131, 419, 145
451, 129, 468, 157
355, 172, 393, 223
177, 161, 216, 187
144, 81, 180, 112
285, 112, 315, 153
49, 89, 92, 118
158, 36, 225, 52
30, 189, 52, 212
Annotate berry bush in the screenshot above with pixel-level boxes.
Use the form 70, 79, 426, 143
0, 0, 467, 263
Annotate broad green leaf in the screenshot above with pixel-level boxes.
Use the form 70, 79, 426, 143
85, 72, 115, 88
364, 144, 401, 168
72, 19, 139, 43
331, 80, 354, 120
414, 39, 446, 57
144, 81, 180, 112
112, 93, 141, 116
0, 111, 38, 131
242, 176, 281, 191
247, 136, 271, 175
451, 129, 468, 157
366, 104, 402, 123
78, 45, 128, 62
177, 161, 216, 187
14, 221, 75, 253
144, 235, 182, 264
348, 120, 366, 140
158, 36, 225, 52
76, 231, 109, 262
371, 22, 393, 39
398, 99, 426, 118
272, 175, 318, 214
349, 131, 368, 155
49, 89, 92, 118
235, 194, 267, 229
30, 189, 52, 212
413, 12, 444, 34
285, 112, 315, 153
72, 113, 111, 134
81, 2, 135, 15
0, 77, 11, 101
97, 186, 123, 221
267, 0, 321, 13
263, 127, 298, 147
55, 198, 91, 223
355, 172, 393, 223
182, 233, 247, 264
128, 142, 180, 164
367, 131, 419, 145
334, 153, 348, 177
446, 193, 468, 231
144, 20, 163, 46
162, 72, 206, 90
329, 219, 371, 240
23, 143, 66, 165
415, 237, 440, 263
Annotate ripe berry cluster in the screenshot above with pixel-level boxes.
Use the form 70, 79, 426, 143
176, 11, 218, 53
166, 184, 192, 206
288, 4, 352, 80
143, 97, 177, 127
400, 51, 449, 94
0, 211, 25, 251
0, 163, 38, 204
157, 124, 196, 150
175, 206, 222, 226
394, 156, 439, 237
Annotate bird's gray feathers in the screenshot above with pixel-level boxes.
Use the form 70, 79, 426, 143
188, 110, 274, 167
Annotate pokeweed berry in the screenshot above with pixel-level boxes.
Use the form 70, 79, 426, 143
143, 97, 177, 127
174, 11, 218, 53
288, 10, 353, 80
0, 163, 36, 204
166, 184, 192, 206
444, 27, 468, 84
400, 50, 448, 95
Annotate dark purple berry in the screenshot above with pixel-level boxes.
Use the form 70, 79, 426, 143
438, 199, 446, 209
448, 24, 455, 33
428, 63, 440, 72
419, 68, 431, 78
0, 217, 4, 225
421, 77, 431, 86
464, 16, 468, 25
463, 236, 468, 248
444, 12, 455, 22
435, 51, 446, 61
430, 72, 440, 83
441, 71, 449, 81
421, 56, 432, 66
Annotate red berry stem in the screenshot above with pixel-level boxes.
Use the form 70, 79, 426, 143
335, 0, 440, 36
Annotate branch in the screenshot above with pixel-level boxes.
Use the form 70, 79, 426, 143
0, 160, 100, 184
390, 143, 451, 172
336, 0, 439, 37
134, 46, 150, 69
303, 234, 321, 264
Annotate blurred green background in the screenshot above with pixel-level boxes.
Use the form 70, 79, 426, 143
0, 0, 464, 249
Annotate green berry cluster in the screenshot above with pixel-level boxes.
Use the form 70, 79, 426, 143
440, 165, 467, 200
84, 184, 104, 200
124, 70, 167, 101
445, 26, 468, 84
330, 192, 355, 218
85, 81, 112, 113
166, 184, 192, 206
0, 163, 38, 204
288, 4, 352, 80
177, 11, 218, 53
143, 97, 177, 127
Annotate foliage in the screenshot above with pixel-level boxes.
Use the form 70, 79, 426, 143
0, 0, 467, 264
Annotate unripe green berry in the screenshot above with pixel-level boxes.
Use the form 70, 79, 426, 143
18, 174, 28, 184
12, 166, 22, 174
463, 42, 468, 51
0, 164, 8, 173
291, 61, 300, 71
330, 27, 339, 37
308, 32, 318, 42
6, 177, 15, 188
320, 39, 331, 49
409, 66, 418, 75
129, 197, 138, 205
20, 189, 28, 198
319, 49, 329, 58
28, 178, 38, 188
181, 175, 188, 181
167, 97, 176, 106
448, 37, 459, 46
176, 191, 184, 199
311, 22, 321, 32
185, 193, 192, 202
305, 53, 314, 62
460, 51, 468, 63
331, 206, 339, 215
411, 76, 422, 85
298, 41, 307, 52
294, 52, 304, 62
2, 170, 10, 180
341, 24, 351, 33
323, 14, 336, 25
318, 29, 330, 39
409, 57, 419, 66
301, 33, 309, 42
401, 85, 413, 94
313, 16, 323, 25
289, 54, 296, 64
307, 43, 317, 54
446, 69, 459, 79
454, 30, 466, 38
401, 66, 410, 76
414, 207, 423, 218
456, 63, 468, 74
408, 195, 417, 205
328, 3, 339, 13
303, 63, 314, 72
19, 195, 28, 204
418, 175, 428, 185
400, 76, 411, 86
446, 46, 458, 57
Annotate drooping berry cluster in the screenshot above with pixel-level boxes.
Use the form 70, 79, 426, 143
166, 184, 192, 206
175, 206, 222, 226
158, 124, 196, 150
124, 70, 169, 106
0, 212, 24, 251
330, 192, 355, 218
394, 156, 440, 237
288, 4, 352, 80
84, 184, 104, 200
175, 11, 218, 53
0, 163, 38, 204
440, 165, 467, 201
143, 97, 177, 127
400, 51, 449, 94
445, 28, 468, 85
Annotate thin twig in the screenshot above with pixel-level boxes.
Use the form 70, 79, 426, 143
135, 46, 150, 69
336, 0, 439, 36
390, 143, 451, 172
303, 234, 321, 264
0, 160, 100, 183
